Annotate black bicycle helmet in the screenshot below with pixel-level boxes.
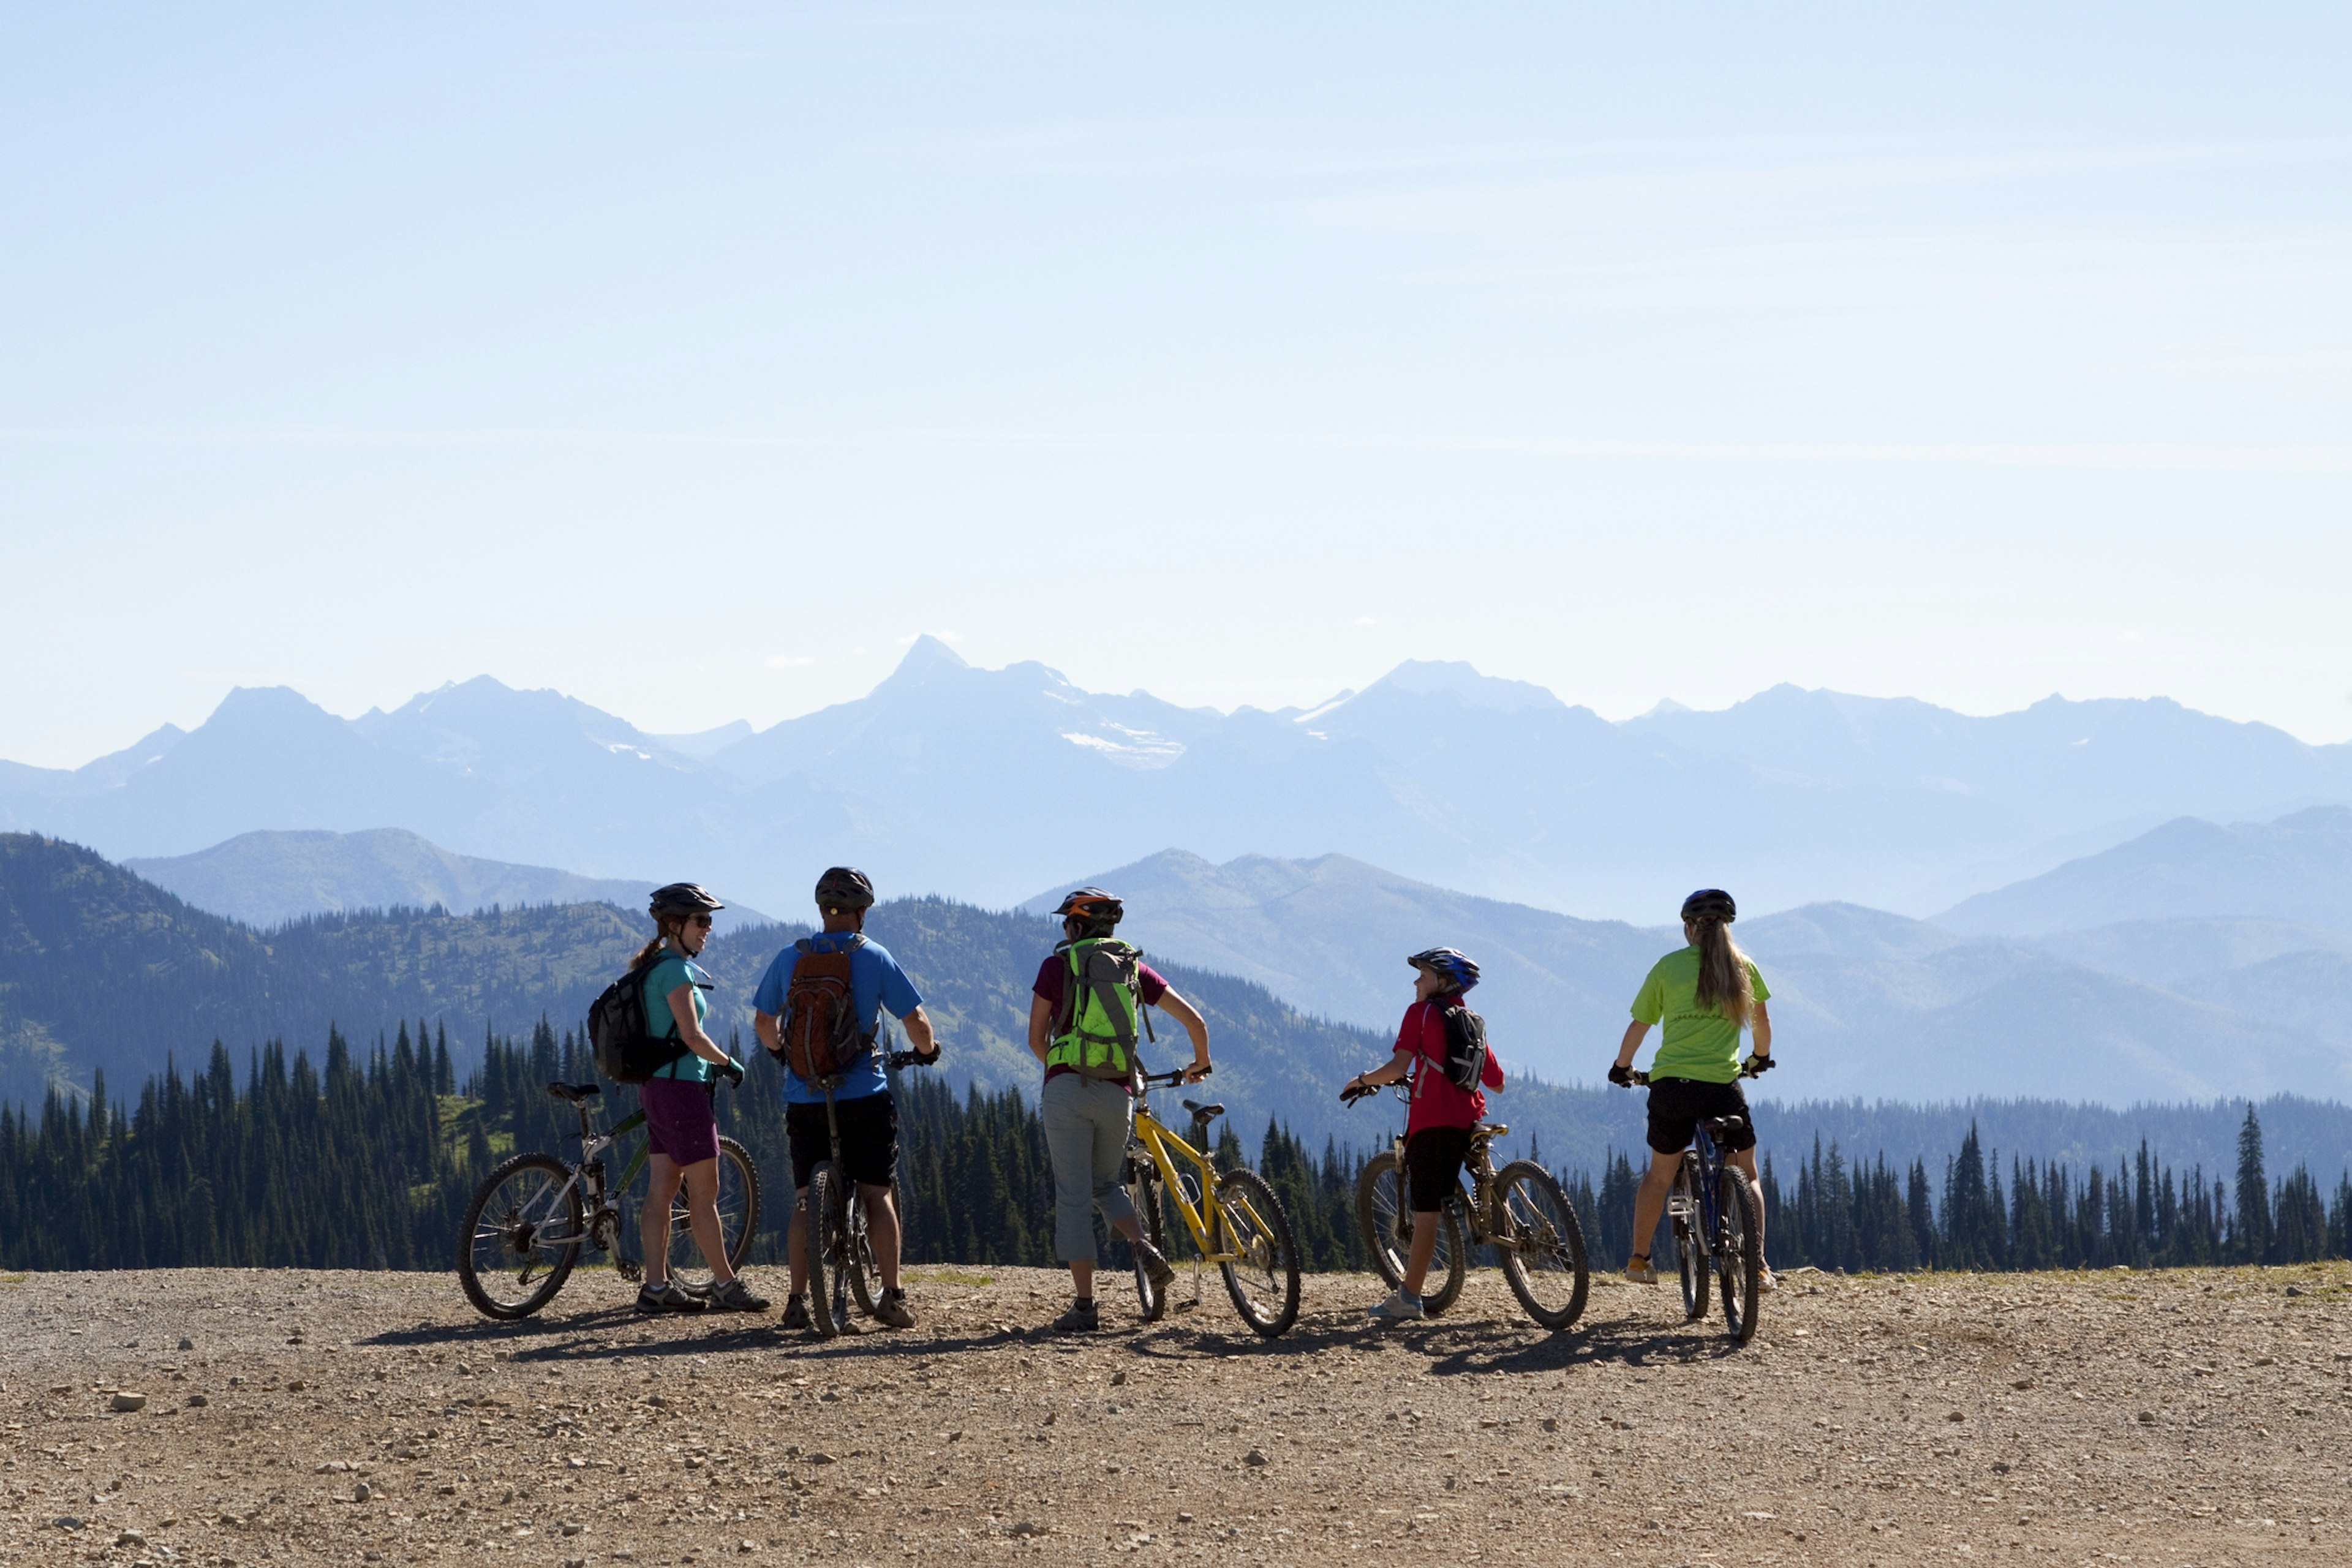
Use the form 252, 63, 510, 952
1407, 946, 1480, 993
1681, 888, 1736, 923
813, 866, 876, 910
649, 882, 725, 916
1053, 887, 1124, 933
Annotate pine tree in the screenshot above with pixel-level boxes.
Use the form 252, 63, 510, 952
2235, 1104, 2271, 1264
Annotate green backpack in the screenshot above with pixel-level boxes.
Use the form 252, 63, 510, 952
1047, 937, 1152, 1080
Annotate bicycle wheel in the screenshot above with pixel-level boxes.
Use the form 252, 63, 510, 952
1355, 1149, 1466, 1313
1214, 1167, 1302, 1338
802, 1163, 850, 1338
668, 1136, 762, 1291
458, 1153, 584, 1321
1672, 1164, 1709, 1322
1716, 1169, 1762, 1346
1492, 1161, 1589, 1331
1127, 1154, 1169, 1323
846, 1179, 900, 1320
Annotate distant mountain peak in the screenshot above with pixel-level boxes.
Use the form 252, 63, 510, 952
894, 635, 969, 675
1370, 659, 1564, 715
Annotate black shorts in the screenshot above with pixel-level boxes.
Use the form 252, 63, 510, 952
1645, 1077, 1756, 1155
1404, 1126, 1472, 1214
786, 1091, 900, 1190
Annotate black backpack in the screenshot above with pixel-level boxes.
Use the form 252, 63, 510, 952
587, 957, 692, 1084
1436, 1001, 1489, 1093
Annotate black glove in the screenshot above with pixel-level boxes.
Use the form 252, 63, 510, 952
1741, 1053, 1774, 1078
1340, 1080, 1376, 1106
1607, 1062, 1635, 1088
718, 1058, 745, 1088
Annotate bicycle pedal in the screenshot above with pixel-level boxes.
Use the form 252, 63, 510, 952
616, 1258, 644, 1284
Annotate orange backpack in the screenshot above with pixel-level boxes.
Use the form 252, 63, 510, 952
778, 935, 872, 1084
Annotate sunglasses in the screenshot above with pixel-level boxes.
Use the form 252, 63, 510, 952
687, 914, 714, 929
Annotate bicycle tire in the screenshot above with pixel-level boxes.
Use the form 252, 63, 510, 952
666, 1136, 763, 1290
458, 1153, 584, 1321
1492, 1161, 1589, 1330
1214, 1167, 1302, 1338
1673, 1164, 1709, 1322
847, 1178, 900, 1320
1128, 1155, 1169, 1323
804, 1163, 848, 1338
1716, 1168, 1762, 1346
1355, 1148, 1466, 1313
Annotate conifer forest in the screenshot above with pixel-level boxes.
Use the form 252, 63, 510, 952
6, 1020, 2348, 1280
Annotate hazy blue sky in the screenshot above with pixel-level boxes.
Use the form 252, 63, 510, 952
4, 3, 2348, 765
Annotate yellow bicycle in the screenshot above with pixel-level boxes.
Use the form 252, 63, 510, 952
1120, 1067, 1302, 1337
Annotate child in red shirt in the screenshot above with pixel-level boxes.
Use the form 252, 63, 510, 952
1341, 948, 1504, 1321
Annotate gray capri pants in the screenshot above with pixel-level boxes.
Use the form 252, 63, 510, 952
1041, 1071, 1137, 1264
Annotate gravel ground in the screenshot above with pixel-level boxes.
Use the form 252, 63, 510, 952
3, 1261, 2349, 1566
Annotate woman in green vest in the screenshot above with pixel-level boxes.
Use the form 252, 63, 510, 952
1027, 888, 1211, 1333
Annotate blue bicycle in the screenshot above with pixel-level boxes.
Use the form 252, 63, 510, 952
1625, 1064, 1765, 1345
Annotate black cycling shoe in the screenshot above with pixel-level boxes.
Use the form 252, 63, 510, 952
780, 1295, 812, 1331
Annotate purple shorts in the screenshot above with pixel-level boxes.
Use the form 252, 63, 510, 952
639, 1076, 720, 1167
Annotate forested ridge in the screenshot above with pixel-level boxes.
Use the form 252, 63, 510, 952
8, 1020, 2349, 1278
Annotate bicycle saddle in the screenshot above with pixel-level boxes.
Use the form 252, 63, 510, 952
1182, 1099, 1226, 1120
1472, 1122, 1509, 1139
545, 1082, 603, 1102
1700, 1114, 1747, 1140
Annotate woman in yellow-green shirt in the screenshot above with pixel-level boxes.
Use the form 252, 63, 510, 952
1608, 888, 1776, 1289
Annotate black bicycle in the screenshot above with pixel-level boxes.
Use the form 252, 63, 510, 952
1618, 1063, 1765, 1344
801, 1047, 937, 1338
456, 1078, 760, 1321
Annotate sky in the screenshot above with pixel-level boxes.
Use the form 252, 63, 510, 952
3, 2, 2348, 767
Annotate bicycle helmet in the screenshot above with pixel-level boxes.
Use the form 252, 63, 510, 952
649, 882, 725, 917
1053, 887, 1124, 935
1680, 888, 1736, 923
1407, 946, 1480, 993
813, 866, 876, 910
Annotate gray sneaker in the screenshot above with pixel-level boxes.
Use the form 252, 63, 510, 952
1366, 1289, 1425, 1323
1052, 1298, 1100, 1333
872, 1289, 916, 1330
635, 1281, 707, 1314
707, 1278, 771, 1313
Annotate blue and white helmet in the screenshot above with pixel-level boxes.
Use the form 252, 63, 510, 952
1407, 947, 1480, 993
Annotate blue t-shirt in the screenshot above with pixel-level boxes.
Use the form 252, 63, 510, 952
644, 954, 715, 1083
752, 932, 922, 1105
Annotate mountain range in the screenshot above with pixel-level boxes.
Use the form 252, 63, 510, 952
9, 834, 2352, 1185
1025, 847, 2352, 1107
7, 639, 2350, 919
124, 827, 772, 932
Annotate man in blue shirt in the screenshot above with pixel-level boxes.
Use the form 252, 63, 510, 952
753, 867, 938, 1330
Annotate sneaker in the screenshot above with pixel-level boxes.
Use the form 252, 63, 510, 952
872, 1288, 916, 1330
707, 1278, 771, 1313
780, 1295, 811, 1331
1135, 1241, 1177, 1292
1624, 1253, 1658, 1285
1052, 1298, 1100, 1333
635, 1281, 707, 1313
1758, 1267, 1778, 1294
1366, 1289, 1425, 1323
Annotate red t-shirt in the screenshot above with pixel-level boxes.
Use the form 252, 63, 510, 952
1033, 954, 1170, 1085
1395, 998, 1504, 1136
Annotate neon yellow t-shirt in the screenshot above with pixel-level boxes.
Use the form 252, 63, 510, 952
1630, 945, 1770, 1085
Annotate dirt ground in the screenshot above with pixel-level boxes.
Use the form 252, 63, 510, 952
3, 1260, 2348, 1567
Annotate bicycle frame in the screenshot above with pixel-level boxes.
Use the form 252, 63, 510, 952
1130, 1106, 1254, 1264
1671, 1120, 1728, 1260
505, 1100, 654, 1264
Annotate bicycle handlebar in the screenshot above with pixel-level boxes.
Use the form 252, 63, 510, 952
1610, 1056, 1770, 1089
1137, 1063, 1211, 1088
886, 1047, 941, 1071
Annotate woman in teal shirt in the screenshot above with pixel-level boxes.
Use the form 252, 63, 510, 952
1608, 888, 1776, 1289
634, 883, 767, 1314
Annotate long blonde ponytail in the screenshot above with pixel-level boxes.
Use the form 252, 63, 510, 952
632, 914, 680, 971
1690, 916, 1754, 1028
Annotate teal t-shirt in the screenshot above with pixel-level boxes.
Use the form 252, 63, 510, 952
1630, 945, 1770, 1085
644, 954, 714, 1083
